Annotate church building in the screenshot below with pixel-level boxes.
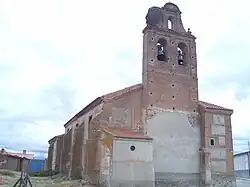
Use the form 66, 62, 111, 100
47, 2, 236, 187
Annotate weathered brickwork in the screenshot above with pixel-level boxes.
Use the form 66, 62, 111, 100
47, 145, 53, 171
71, 124, 84, 179
60, 129, 72, 175
47, 134, 63, 172
47, 2, 235, 186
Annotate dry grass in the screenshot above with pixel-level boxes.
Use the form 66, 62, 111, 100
0, 169, 88, 187
0, 170, 15, 177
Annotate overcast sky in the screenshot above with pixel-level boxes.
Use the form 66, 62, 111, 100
0, 0, 249, 157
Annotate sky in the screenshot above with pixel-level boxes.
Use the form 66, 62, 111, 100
0, 0, 249, 158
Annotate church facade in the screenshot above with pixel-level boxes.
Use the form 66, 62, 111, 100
47, 2, 236, 187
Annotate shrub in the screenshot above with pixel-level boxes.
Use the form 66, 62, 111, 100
30, 170, 59, 177
0, 169, 15, 177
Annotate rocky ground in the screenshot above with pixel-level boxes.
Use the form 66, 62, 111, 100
0, 170, 89, 187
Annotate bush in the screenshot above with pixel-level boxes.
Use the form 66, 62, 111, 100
0, 169, 15, 177
30, 170, 59, 177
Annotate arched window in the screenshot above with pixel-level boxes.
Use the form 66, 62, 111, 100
177, 43, 187, 65
168, 19, 173, 30
157, 38, 167, 61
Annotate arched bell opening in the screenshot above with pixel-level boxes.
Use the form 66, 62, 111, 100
177, 43, 188, 65
157, 38, 167, 61
168, 18, 173, 30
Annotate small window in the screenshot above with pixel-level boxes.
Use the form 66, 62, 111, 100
88, 115, 92, 123
67, 129, 69, 132
76, 123, 79, 127
130, 145, 135, 151
210, 138, 215, 146
168, 19, 173, 30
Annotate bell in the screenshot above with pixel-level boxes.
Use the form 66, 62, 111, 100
157, 50, 166, 61
178, 50, 184, 65
178, 58, 184, 65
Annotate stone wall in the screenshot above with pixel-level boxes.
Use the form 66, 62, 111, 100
47, 145, 53, 171
71, 124, 84, 179
52, 140, 57, 170
60, 129, 72, 175
55, 136, 63, 172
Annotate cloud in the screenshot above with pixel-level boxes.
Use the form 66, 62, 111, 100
0, 0, 249, 157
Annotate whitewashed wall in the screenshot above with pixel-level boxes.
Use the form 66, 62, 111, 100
112, 138, 154, 186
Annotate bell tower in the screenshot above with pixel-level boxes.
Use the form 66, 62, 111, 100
142, 2, 199, 113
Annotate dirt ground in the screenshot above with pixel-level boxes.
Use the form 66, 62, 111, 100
0, 170, 89, 187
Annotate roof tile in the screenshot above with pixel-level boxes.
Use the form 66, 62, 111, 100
199, 101, 233, 111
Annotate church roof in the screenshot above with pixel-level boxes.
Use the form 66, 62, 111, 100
64, 83, 142, 127
64, 83, 233, 128
48, 134, 64, 144
199, 101, 233, 112
103, 83, 142, 102
102, 126, 152, 140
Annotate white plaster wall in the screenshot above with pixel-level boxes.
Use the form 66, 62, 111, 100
52, 141, 57, 170
146, 110, 200, 174
113, 139, 153, 162
234, 153, 249, 170
112, 139, 154, 182
100, 145, 112, 175
211, 160, 226, 172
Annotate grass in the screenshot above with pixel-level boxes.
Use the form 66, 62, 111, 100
30, 170, 60, 177
0, 170, 15, 177
0, 169, 86, 187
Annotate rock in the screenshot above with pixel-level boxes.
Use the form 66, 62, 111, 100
0, 177, 6, 185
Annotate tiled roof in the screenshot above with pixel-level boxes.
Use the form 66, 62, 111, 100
64, 97, 103, 127
0, 152, 33, 160
48, 134, 64, 144
7, 152, 34, 160
103, 83, 142, 102
63, 83, 142, 127
199, 101, 233, 111
102, 126, 152, 140
0, 148, 34, 159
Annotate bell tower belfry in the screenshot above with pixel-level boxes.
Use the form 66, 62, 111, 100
142, 2, 199, 113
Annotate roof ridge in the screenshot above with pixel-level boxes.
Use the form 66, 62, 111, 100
103, 83, 142, 102
199, 100, 233, 111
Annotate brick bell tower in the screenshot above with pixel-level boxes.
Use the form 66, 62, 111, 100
142, 3, 199, 113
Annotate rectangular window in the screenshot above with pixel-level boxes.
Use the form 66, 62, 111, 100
210, 138, 215, 146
